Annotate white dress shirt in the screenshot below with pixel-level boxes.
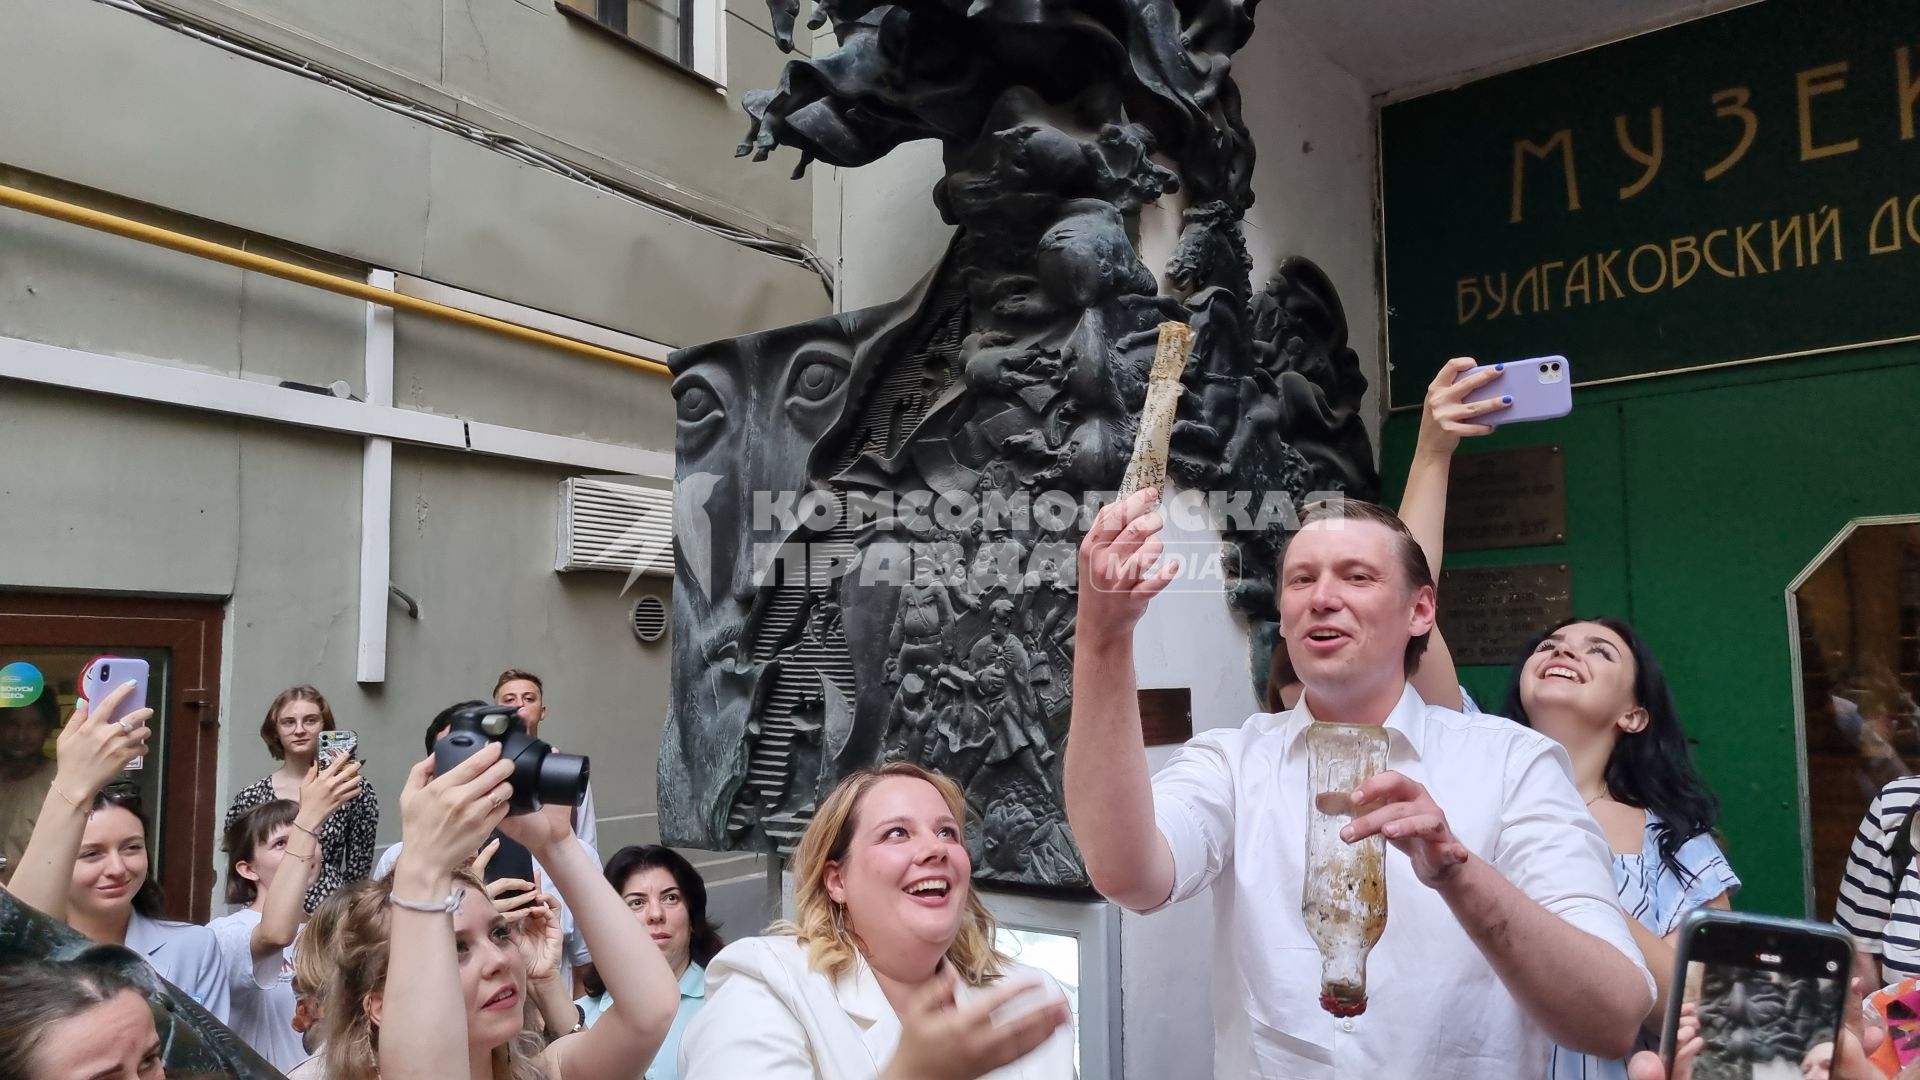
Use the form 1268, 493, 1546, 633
679, 935, 1077, 1080
1151, 684, 1651, 1079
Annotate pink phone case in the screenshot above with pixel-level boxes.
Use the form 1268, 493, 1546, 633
1461, 355, 1573, 425
80, 656, 150, 770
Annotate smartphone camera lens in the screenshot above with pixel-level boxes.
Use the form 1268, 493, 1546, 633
100, 663, 111, 681
1828, 961, 1840, 973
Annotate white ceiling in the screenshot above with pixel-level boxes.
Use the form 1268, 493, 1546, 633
1275, 0, 1758, 98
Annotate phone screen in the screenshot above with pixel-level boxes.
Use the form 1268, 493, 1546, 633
1674, 944, 1848, 1079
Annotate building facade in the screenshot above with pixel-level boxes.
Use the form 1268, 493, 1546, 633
0, 0, 826, 925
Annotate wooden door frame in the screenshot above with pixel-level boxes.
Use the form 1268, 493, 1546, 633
0, 592, 225, 922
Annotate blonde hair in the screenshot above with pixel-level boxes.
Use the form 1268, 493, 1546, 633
318, 869, 547, 1080
778, 762, 1007, 986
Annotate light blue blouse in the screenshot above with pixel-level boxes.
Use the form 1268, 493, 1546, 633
127, 910, 231, 1024
578, 960, 707, 1080
1545, 815, 1740, 1080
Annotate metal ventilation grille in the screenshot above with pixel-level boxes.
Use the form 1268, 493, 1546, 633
556, 477, 674, 577
631, 595, 668, 643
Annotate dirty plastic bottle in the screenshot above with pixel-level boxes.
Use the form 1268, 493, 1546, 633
1301, 721, 1389, 1017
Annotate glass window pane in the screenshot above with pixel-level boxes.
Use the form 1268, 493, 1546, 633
625, 0, 682, 59
0, 646, 171, 886
1796, 522, 1920, 918
994, 926, 1081, 1071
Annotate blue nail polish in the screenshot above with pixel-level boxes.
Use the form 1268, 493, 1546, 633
1502, 396, 1511, 404
1494, 363, 1504, 372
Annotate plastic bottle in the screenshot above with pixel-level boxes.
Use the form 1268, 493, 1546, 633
1301, 721, 1389, 1017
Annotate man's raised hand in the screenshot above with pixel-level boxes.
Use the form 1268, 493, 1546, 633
1076, 487, 1178, 648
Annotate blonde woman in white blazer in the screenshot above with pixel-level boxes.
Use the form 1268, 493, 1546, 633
680, 763, 1075, 1080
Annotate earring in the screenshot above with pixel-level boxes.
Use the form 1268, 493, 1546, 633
832, 902, 847, 938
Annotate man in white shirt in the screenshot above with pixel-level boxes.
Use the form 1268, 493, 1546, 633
1064, 492, 1654, 1078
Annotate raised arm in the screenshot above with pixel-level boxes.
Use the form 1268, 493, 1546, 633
1065, 488, 1181, 912
253, 757, 362, 961
381, 745, 516, 1080
1398, 357, 1505, 711
501, 806, 678, 1080
8, 682, 150, 918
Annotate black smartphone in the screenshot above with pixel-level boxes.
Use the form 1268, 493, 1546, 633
1661, 909, 1853, 1080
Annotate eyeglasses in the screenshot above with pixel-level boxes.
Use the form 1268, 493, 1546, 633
276, 715, 324, 731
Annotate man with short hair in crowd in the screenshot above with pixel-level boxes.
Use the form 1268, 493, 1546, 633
1065, 491, 1654, 1078
494, 668, 599, 854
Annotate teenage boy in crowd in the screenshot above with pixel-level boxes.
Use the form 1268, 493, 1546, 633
495, 668, 599, 853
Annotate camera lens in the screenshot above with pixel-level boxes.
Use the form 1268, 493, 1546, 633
536, 749, 591, 809
100, 663, 111, 681
1827, 960, 1839, 973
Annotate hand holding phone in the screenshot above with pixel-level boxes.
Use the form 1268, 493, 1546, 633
57, 672, 152, 799
79, 657, 151, 772
1661, 910, 1855, 1080
1459, 355, 1572, 426
317, 729, 359, 770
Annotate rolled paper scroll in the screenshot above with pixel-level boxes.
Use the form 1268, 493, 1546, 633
1119, 321, 1194, 498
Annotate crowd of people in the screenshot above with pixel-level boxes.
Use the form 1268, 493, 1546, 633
3, 361, 1920, 1079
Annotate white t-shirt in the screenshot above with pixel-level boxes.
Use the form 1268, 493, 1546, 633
207, 907, 305, 1071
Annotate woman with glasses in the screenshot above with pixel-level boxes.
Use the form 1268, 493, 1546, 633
224, 685, 379, 909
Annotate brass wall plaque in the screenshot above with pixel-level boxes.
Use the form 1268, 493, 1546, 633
1138, 687, 1194, 747
1443, 444, 1567, 551
1437, 563, 1573, 667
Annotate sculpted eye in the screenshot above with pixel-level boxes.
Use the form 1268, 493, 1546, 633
790, 358, 846, 403
676, 382, 721, 424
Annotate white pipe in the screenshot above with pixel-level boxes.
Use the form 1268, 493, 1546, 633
358, 270, 397, 684
0, 335, 675, 477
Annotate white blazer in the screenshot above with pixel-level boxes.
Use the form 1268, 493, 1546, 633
679, 936, 1076, 1080
127, 910, 231, 1023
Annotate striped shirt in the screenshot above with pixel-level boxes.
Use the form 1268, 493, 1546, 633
1547, 814, 1740, 1080
1835, 775, 1920, 983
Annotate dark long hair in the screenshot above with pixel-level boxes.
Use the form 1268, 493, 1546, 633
583, 846, 723, 997
88, 781, 164, 918
1502, 616, 1720, 884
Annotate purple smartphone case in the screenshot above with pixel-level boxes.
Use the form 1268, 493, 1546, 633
1461, 355, 1573, 425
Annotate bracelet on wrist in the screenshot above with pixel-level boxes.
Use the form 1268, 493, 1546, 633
49, 785, 87, 812
388, 885, 465, 915
290, 820, 320, 838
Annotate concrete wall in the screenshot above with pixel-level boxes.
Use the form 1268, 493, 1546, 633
0, 0, 825, 909
810, 6, 1380, 1075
